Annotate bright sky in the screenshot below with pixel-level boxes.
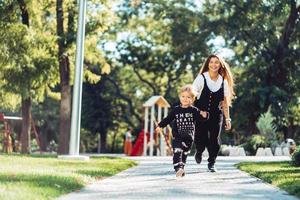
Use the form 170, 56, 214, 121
208, 36, 235, 59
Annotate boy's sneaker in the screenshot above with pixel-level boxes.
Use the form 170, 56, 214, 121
182, 166, 186, 177
194, 152, 202, 164
208, 163, 217, 172
175, 168, 185, 177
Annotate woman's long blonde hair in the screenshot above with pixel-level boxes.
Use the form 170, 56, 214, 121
199, 54, 235, 106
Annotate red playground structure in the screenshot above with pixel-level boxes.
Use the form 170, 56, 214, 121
130, 130, 150, 156
128, 96, 173, 156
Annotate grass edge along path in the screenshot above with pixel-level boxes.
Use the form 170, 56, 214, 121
236, 161, 300, 198
0, 154, 137, 200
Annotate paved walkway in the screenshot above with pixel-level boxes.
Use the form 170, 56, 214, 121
58, 156, 298, 200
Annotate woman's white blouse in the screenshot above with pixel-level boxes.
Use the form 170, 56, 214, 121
192, 72, 229, 99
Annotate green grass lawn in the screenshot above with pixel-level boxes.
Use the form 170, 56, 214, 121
0, 154, 137, 200
236, 161, 300, 198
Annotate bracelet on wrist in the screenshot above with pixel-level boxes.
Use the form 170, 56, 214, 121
225, 118, 231, 122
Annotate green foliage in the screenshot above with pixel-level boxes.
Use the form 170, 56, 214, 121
0, 90, 20, 111
116, 0, 210, 98
0, 0, 118, 153
30, 139, 39, 152
289, 98, 300, 126
31, 96, 60, 150
0, 125, 3, 150
256, 106, 277, 144
241, 134, 266, 155
207, 0, 300, 136
291, 146, 300, 167
107, 129, 126, 153
0, 11, 58, 101
87, 0, 216, 149
79, 128, 98, 153
48, 140, 58, 152
1, 0, 299, 153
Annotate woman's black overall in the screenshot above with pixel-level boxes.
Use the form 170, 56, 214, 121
194, 74, 224, 167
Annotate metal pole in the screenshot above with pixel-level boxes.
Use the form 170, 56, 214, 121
143, 107, 149, 156
150, 105, 155, 156
69, 0, 87, 155
164, 107, 168, 155
158, 106, 163, 156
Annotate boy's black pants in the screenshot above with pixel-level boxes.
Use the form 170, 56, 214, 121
194, 114, 223, 164
172, 134, 193, 170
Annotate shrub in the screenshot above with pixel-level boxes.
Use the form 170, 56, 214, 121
47, 140, 58, 152
256, 106, 277, 145
31, 139, 39, 152
241, 134, 266, 155
291, 146, 300, 167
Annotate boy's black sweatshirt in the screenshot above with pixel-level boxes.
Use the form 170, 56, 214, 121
158, 105, 203, 138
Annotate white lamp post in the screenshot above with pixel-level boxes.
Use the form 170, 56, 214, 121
58, 0, 89, 161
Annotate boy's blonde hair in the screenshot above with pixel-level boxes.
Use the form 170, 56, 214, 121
179, 84, 196, 101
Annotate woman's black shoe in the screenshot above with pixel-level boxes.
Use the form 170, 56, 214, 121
194, 152, 202, 164
208, 163, 217, 172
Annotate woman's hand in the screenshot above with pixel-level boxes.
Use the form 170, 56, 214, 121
200, 111, 208, 118
223, 97, 231, 130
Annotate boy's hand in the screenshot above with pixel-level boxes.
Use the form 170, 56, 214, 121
155, 126, 162, 133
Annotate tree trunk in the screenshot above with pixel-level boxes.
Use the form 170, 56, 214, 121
39, 126, 48, 151
270, 3, 300, 132
18, 0, 31, 154
20, 97, 31, 154
110, 132, 118, 153
97, 133, 101, 153
57, 57, 71, 154
18, 0, 29, 26
273, 2, 300, 87
100, 133, 107, 153
287, 125, 296, 139
57, 0, 71, 154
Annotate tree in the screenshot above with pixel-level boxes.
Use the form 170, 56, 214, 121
1, 0, 116, 153
108, 0, 215, 109
0, 0, 57, 153
78, 0, 226, 152
56, 0, 74, 154
55, 0, 116, 154
81, 80, 114, 153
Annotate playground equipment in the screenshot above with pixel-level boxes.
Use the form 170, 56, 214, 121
0, 113, 22, 153
0, 112, 41, 153
142, 96, 172, 156
130, 130, 149, 156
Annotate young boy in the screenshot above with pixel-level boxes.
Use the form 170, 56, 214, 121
155, 84, 207, 177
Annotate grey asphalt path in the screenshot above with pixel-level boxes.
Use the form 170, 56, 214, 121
58, 156, 299, 200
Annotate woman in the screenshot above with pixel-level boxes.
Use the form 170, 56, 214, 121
192, 54, 234, 172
